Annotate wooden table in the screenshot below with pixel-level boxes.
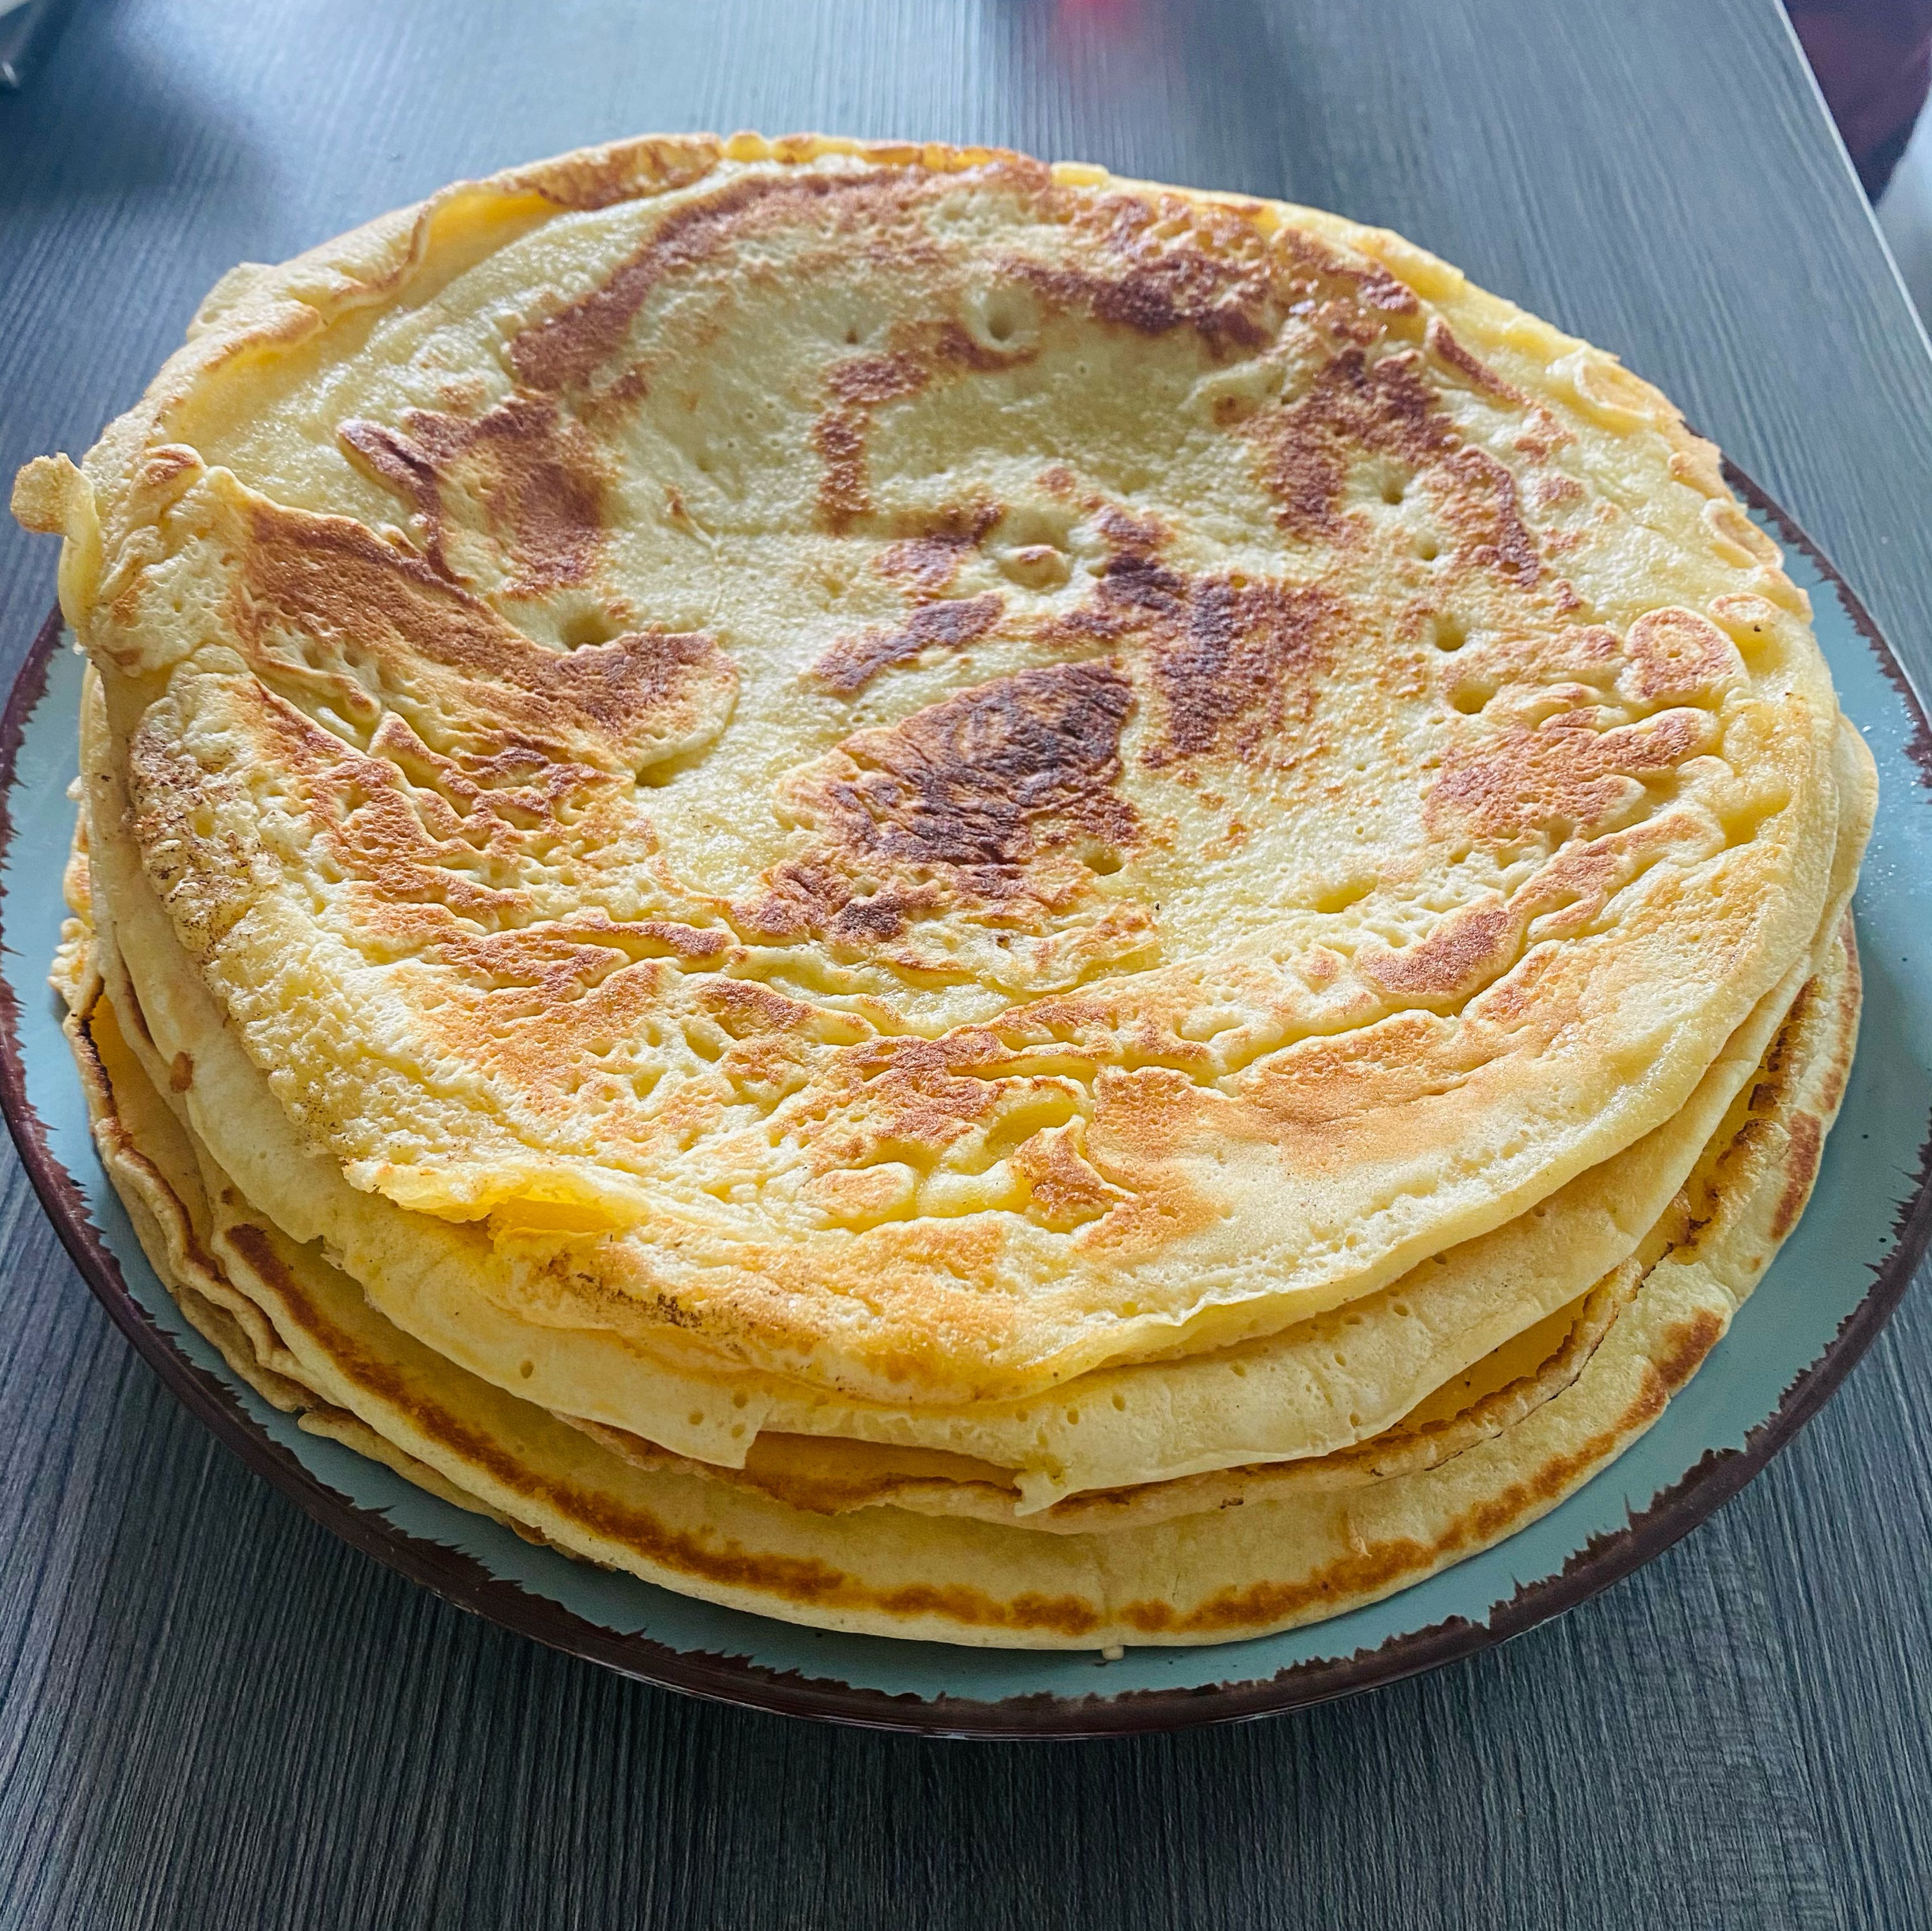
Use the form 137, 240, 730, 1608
2, 2, 1928, 1922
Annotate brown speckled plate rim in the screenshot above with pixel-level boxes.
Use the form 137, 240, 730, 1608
0, 464, 1925, 1740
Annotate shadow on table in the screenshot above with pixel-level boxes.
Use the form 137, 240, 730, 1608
0, 0, 267, 214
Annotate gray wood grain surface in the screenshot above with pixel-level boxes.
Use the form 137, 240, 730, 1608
1, 2, 1928, 1923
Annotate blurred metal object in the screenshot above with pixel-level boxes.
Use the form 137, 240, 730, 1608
0, 0, 74, 91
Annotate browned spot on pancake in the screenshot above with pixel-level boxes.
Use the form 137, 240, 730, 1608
425, 916, 728, 1014
698, 977, 821, 1038
1357, 898, 1519, 1003
797, 1050, 1012, 1172
1235, 1009, 1492, 1141
1438, 445, 1541, 589
804, 660, 1135, 871
1621, 607, 1744, 705
1018, 188, 1418, 363
1010, 1121, 1129, 1229
1362, 812, 1712, 1005
1651, 1307, 1726, 1391
735, 860, 881, 944
1092, 502, 1167, 555
1426, 707, 1716, 845
138, 444, 202, 493
226, 498, 734, 777
1273, 225, 1421, 319
828, 351, 928, 407
812, 414, 868, 533
169, 1051, 194, 1092
1770, 1112, 1824, 1239
341, 394, 609, 596
875, 502, 1001, 596
1246, 348, 1541, 588
423, 925, 644, 1008
1247, 349, 1443, 538
1016, 257, 1270, 353
1037, 538, 1334, 768
210, 695, 528, 926
1752, 977, 1815, 1110
1425, 316, 1526, 404
930, 318, 1037, 375
1513, 407, 1575, 462
813, 351, 931, 532
740, 661, 1138, 944
1142, 573, 1334, 765
812, 593, 1004, 694
510, 170, 930, 395
1014, 188, 1280, 352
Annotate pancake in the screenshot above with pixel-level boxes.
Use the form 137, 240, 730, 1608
60, 868, 1863, 1644
16, 133, 1847, 1413
73, 665, 1874, 1503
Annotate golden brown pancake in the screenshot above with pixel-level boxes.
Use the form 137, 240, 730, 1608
59, 874, 1862, 1644
17, 135, 1847, 1414
71, 665, 1873, 1504
15, 133, 1874, 1645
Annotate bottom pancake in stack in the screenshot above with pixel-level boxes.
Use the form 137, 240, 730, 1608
55, 789, 1864, 1647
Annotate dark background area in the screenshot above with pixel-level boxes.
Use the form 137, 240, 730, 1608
1, 3, 1929, 1925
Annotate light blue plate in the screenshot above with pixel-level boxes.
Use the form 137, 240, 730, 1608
3, 476, 1927, 1736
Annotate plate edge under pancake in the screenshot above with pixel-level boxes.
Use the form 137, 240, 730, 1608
0, 462, 1926, 1740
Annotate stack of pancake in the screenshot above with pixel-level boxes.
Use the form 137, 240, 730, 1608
14, 135, 1871, 1647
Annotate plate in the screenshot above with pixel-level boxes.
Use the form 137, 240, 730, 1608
2, 468, 1926, 1737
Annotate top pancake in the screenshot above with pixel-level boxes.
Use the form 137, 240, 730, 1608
14, 133, 1845, 1404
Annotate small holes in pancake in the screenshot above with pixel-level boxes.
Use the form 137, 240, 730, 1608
1415, 533, 1442, 563
963, 283, 1038, 355
1432, 614, 1467, 653
518, 1360, 534, 1380
1111, 1392, 1128, 1411
1381, 476, 1407, 506
999, 543, 1070, 591
1311, 876, 1374, 915
688, 1410, 704, 1428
